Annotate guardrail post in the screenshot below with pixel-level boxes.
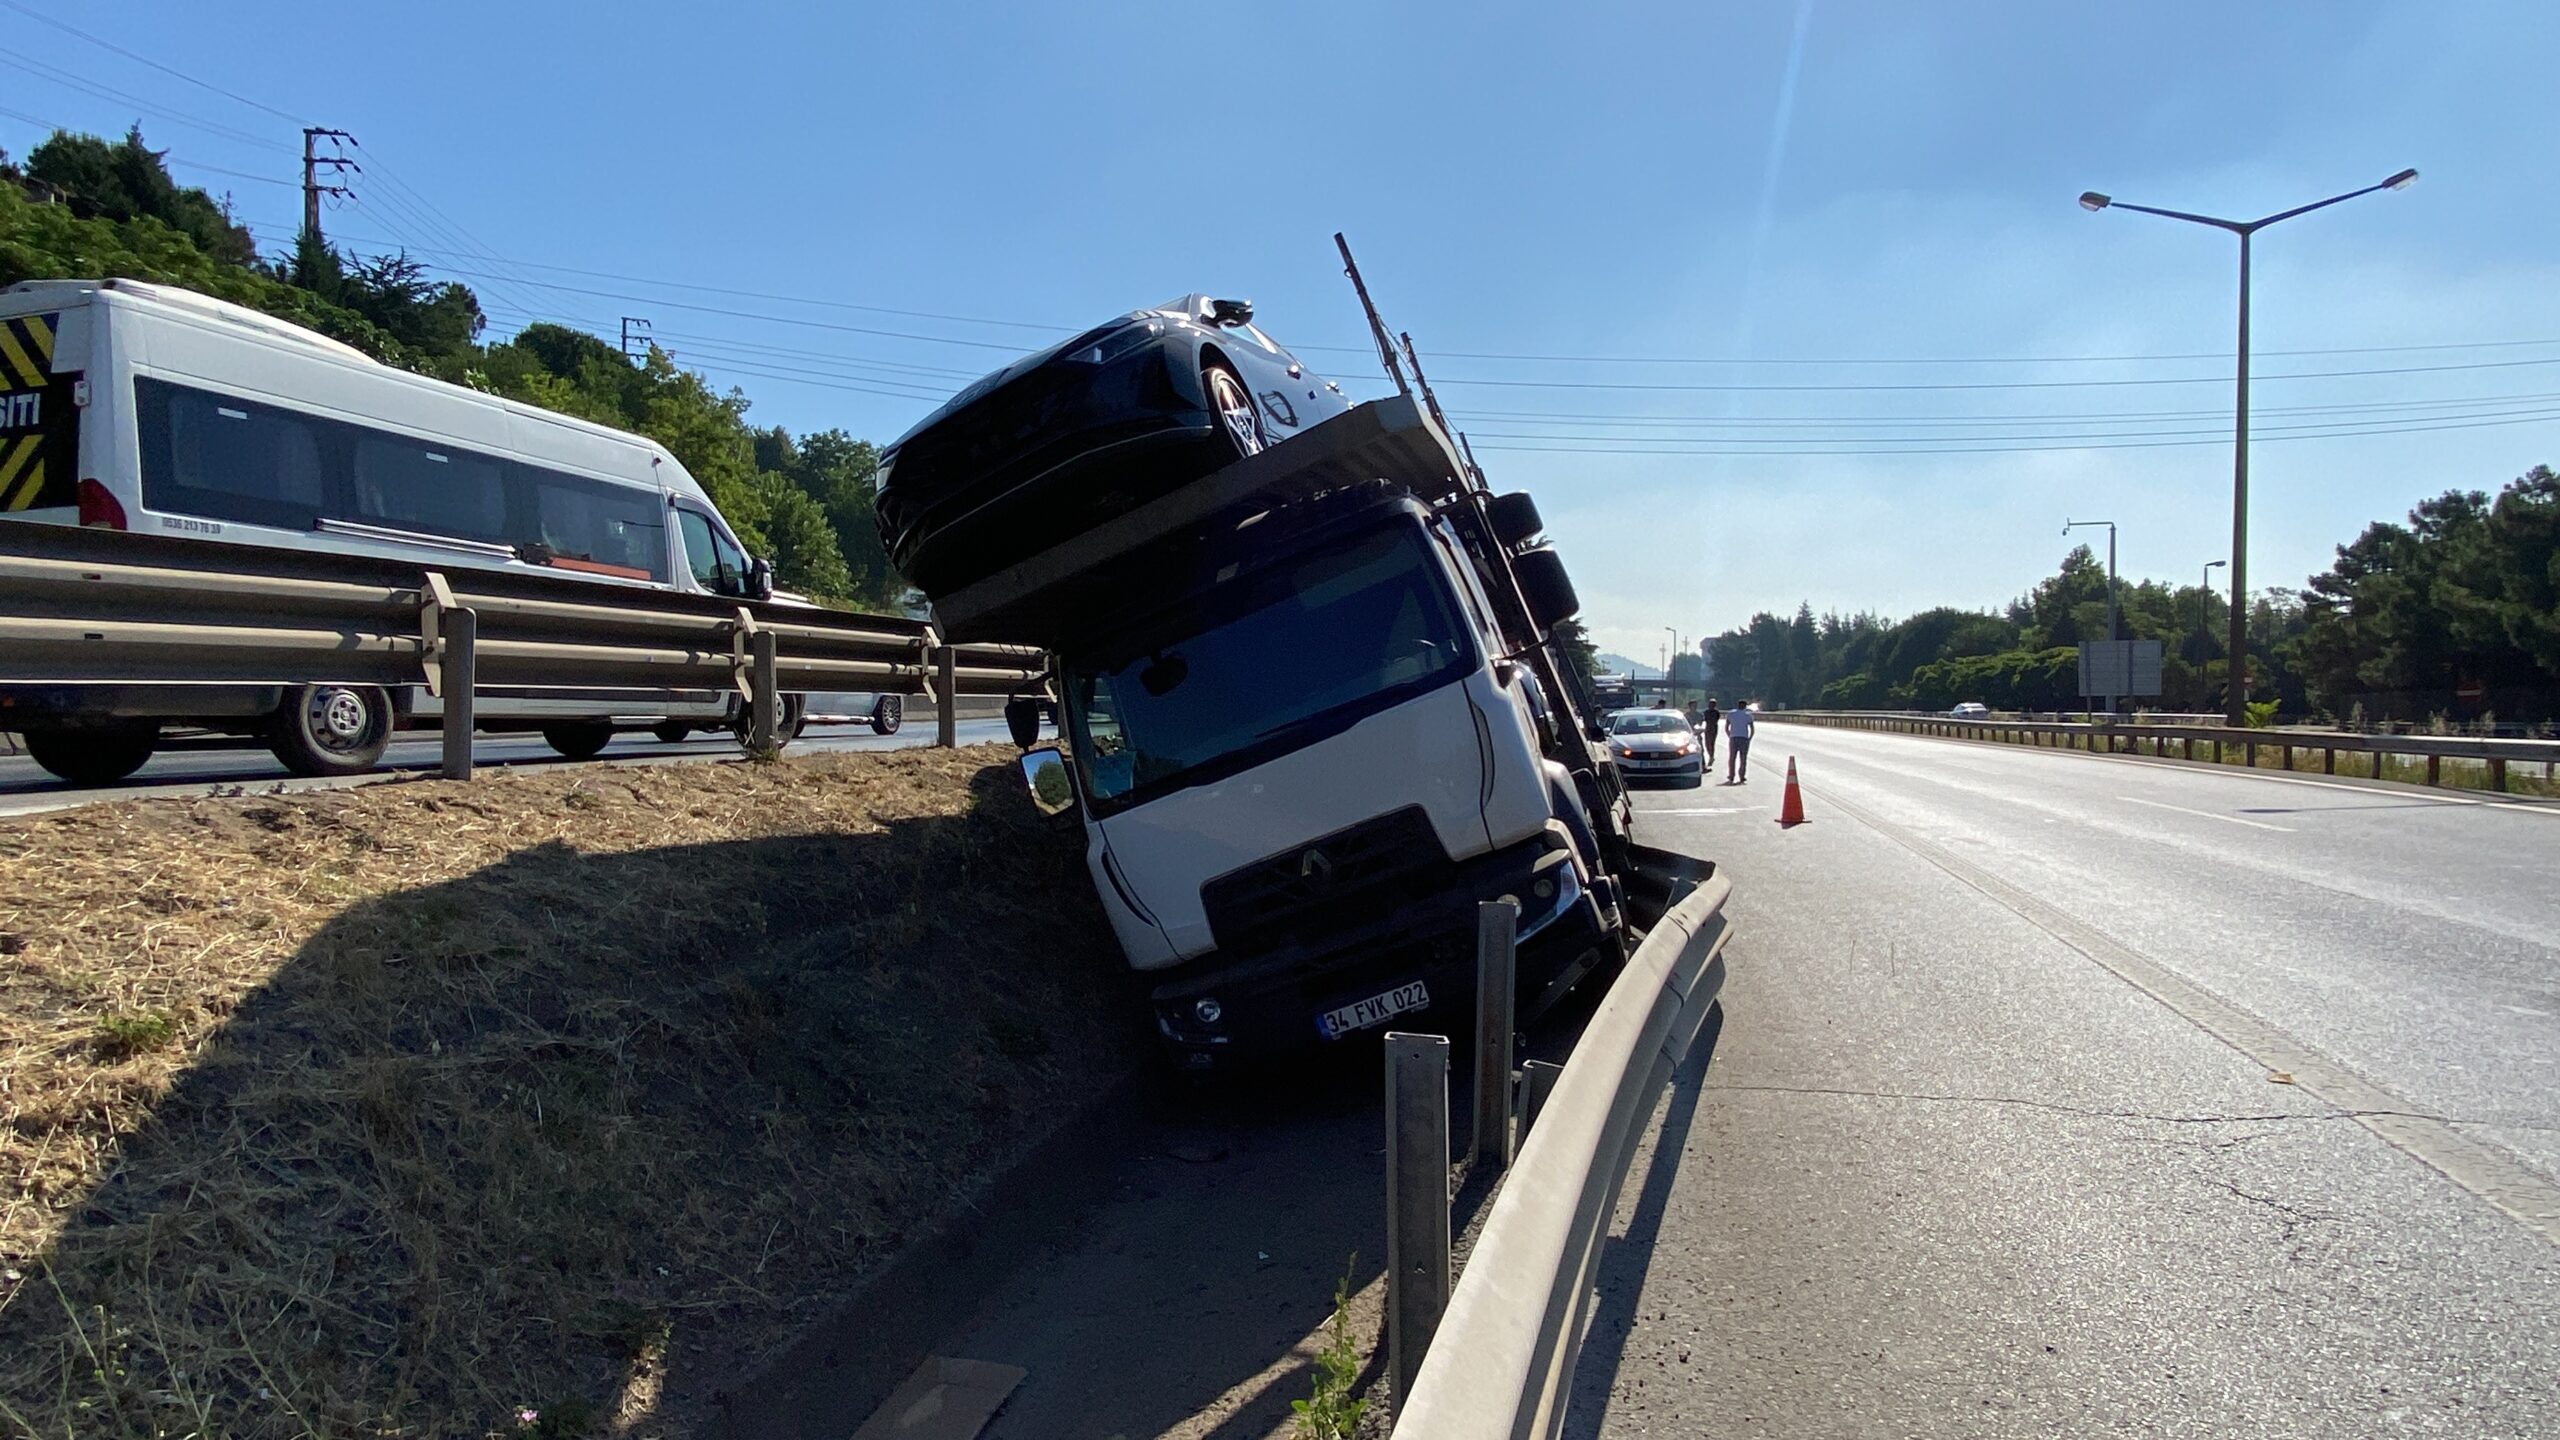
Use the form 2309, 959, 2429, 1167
1385, 1031, 1452, 1413
931, 644, 958, 748
2325, 746, 2336, 775
440, 607, 476, 781
2489, 756, 2508, 793
2426, 753, 2441, 787
1516, 1058, 1563, 1143
1472, 898, 1519, 1172
748, 629, 780, 753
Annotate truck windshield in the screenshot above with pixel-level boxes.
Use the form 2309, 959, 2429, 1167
1062, 523, 1471, 812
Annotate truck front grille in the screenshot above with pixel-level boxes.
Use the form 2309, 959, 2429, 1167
1199, 806, 1456, 955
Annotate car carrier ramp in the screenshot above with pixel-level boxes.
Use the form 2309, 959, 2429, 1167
929, 394, 1468, 645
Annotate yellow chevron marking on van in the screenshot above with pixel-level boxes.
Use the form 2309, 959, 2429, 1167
0, 437, 45, 510
17, 313, 54, 364
0, 324, 40, 391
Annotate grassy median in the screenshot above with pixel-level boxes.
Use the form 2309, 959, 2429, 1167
0, 747, 1138, 1439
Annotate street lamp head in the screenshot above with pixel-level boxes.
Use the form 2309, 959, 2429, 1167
2206, 559, 2227, 570
2078, 191, 2112, 212
2384, 168, 2419, 191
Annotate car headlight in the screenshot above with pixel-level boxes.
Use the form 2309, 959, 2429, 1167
1608, 740, 1630, 756
1058, 319, 1162, 366
1672, 739, 1696, 755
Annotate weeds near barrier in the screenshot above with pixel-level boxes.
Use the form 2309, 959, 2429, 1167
1292, 1254, 1369, 1439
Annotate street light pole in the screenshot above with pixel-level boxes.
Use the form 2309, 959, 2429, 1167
1664, 626, 1681, 712
2078, 169, 2417, 726
2064, 518, 2119, 715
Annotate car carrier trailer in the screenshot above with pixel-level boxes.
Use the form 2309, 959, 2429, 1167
943, 392, 1661, 1067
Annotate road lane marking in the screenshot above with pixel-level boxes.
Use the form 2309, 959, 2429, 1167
2120, 796, 2295, 832
1816, 782, 2560, 1249
1643, 806, 1758, 816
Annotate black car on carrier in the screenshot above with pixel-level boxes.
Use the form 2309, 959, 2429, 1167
875, 295, 1353, 597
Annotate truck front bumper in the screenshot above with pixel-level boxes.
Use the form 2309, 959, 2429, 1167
1147, 827, 1614, 1069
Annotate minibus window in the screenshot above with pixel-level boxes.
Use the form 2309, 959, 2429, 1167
675, 506, 746, 595
141, 379, 326, 529
527, 468, 667, 582
352, 433, 507, 541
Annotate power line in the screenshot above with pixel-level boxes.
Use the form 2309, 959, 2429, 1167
428, 266, 1043, 351
1420, 356, 2560, 394
1450, 391, 2560, 428
1461, 403, 2560, 447
0, 47, 288, 153
0, 0, 304, 124
169, 158, 292, 187
1295, 335, 2560, 367
1469, 410, 2560, 458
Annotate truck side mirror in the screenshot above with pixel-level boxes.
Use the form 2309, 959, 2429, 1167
1020, 744, 1078, 817
1513, 545, 1580, 632
1005, 696, 1047, 749
1487, 491, 1543, 549
747, 556, 776, 601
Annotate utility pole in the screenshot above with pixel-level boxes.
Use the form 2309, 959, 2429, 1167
620, 317, 654, 359
2199, 558, 2227, 674
300, 128, 357, 239
2065, 518, 2119, 715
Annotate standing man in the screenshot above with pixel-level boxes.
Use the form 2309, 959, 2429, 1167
1725, 699, 1756, 784
1700, 696, 1722, 771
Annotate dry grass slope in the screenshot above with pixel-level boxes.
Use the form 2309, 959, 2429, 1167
0, 747, 1139, 1439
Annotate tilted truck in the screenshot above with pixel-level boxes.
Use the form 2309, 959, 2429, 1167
909, 389, 1651, 1068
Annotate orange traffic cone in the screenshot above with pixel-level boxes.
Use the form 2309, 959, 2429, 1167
1775, 756, 1808, 828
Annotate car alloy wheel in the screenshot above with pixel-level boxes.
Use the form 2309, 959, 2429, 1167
1205, 363, 1265, 458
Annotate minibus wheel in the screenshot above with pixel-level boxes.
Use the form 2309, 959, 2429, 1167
542, 723, 616, 761
22, 724, 158, 786
268, 684, 393, 777
870, 694, 904, 735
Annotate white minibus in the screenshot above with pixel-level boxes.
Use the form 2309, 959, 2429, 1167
0, 278, 901, 784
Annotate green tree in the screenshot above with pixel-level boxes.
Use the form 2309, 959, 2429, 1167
25, 126, 255, 267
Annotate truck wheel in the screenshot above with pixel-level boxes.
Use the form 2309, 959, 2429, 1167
267, 684, 392, 777
1205, 361, 1265, 458
543, 722, 615, 760
651, 721, 693, 744
870, 694, 904, 735
22, 724, 157, 786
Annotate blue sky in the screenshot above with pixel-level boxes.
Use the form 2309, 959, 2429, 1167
6, 2, 2554, 662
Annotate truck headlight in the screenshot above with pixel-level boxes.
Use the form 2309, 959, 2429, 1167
1519, 865, 1585, 942
1193, 997, 1223, 1025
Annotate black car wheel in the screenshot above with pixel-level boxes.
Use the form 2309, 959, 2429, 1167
543, 722, 616, 761
267, 684, 393, 777
1205, 362, 1265, 459
22, 725, 157, 786
652, 721, 693, 744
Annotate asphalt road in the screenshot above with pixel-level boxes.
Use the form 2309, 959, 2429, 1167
0, 717, 1016, 816
1573, 722, 2560, 1437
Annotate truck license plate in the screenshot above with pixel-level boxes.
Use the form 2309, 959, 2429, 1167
1317, 981, 1429, 1039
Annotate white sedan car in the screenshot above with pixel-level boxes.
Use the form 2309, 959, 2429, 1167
1949, 701, 1991, 719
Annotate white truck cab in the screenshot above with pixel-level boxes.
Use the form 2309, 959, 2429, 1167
1020, 479, 1632, 1066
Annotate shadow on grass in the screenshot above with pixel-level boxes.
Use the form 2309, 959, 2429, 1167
0, 764, 1145, 1440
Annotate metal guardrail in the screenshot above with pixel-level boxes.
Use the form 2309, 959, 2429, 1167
1387, 862, 1732, 1439
1762, 710, 2560, 795
0, 523, 1044, 776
